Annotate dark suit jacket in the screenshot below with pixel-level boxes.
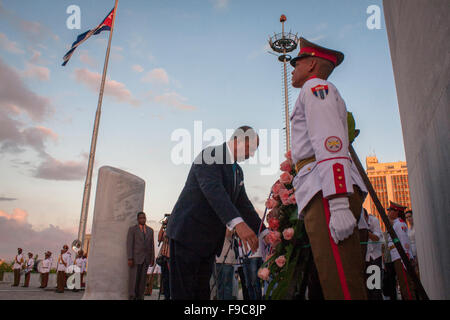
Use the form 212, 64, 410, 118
166, 143, 265, 258
127, 224, 155, 265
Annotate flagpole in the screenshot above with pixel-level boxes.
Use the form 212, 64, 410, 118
77, 0, 119, 247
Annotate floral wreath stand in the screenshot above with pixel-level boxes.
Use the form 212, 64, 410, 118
258, 112, 358, 300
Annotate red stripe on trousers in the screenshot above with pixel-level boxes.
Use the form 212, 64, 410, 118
400, 263, 412, 300
322, 197, 352, 300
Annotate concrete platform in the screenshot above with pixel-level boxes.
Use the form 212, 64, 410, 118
0, 281, 163, 300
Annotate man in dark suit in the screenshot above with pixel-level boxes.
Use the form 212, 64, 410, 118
166, 126, 268, 300
127, 211, 155, 300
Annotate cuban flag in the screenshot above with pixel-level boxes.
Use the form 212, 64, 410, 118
62, 7, 115, 66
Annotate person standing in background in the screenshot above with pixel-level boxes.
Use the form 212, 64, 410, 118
405, 211, 417, 266
215, 229, 237, 300
157, 215, 171, 300
243, 239, 264, 300
22, 252, 34, 287
12, 248, 24, 287
81, 253, 87, 288
387, 202, 416, 300
39, 251, 52, 289
56, 246, 70, 293
127, 212, 155, 300
364, 211, 383, 300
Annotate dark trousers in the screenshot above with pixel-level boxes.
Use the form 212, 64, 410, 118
129, 262, 149, 300
23, 272, 31, 287
40, 273, 49, 288
243, 257, 263, 300
12, 269, 20, 286
216, 263, 235, 300
57, 271, 65, 292
383, 262, 397, 300
169, 239, 215, 300
160, 257, 171, 300
237, 266, 250, 300
366, 257, 383, 300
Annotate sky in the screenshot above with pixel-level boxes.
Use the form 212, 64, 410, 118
0, 0, 406, 260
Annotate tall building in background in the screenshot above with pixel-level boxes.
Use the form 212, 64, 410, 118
363, 156, 410, 231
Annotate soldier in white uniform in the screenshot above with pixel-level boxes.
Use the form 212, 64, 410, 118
22, 252, 34, 287
39, 251, 52, 288
289, 37, 368, 299
81, 253, 87, 288
364, 211, 383, 300
387, 201, 416, 300
56, 246, 70, 293
12, 248, 24, 287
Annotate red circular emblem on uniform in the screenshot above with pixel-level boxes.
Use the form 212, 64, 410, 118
324, 136, 342, 153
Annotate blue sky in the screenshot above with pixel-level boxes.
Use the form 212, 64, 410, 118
0, 0, 405, 258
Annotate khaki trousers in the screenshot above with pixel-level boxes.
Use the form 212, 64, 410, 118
13, 269, 21, 286
303, 188, 367, 300
393, 259, 416, 300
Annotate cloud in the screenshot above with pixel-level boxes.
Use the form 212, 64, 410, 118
153, 91, 197, 111
0, 32, 24, 54
22, 63, 50, 81
0, 208, 28, 224
0, 57, 52, 121
212, 0, 230, 9
0, 110, 57, 155
0, 197, 17, 202
0, 4, 59, 43
74, 68, 140, 106
33, 154, 87, 181
309, 35, 326, 42
132, 64, 144, 73
79, 50, 97, 68
0, 212, 76, 262
29, 49, 43, 64
142, 68, 169, 85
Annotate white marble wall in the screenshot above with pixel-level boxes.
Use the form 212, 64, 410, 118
83, 166, 145, 300
384, 0, 450, 299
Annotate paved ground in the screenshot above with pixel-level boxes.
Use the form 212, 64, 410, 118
0, 281, 162, 300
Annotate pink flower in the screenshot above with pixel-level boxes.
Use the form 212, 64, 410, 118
282, 228, 295, 241
279, 188, 293, 205
288, 193, 296, 205
265, 198, 279, 209
271, 180, 285, 195
280, 159, 293, 172
268, 217, 280, 230
267, 231, 281, 246
258, 267, 270, 281
285, 150, 292, 160
275, 255, 286, 268
279, 172, 293, 185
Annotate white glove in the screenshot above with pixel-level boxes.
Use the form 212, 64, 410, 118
328, 197, 356, 244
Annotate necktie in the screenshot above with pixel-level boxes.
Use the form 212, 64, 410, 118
232, 162, 237, 190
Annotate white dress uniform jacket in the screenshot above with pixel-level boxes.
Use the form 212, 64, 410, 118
366, 215, 383, 261
290, 77, 367, 216
13, 254, 23, 269
75, 258, 84, 272
57, 252, 71, 272
41, 258, 52, 273
388, 218, 413, 262
25, 258, 34, 273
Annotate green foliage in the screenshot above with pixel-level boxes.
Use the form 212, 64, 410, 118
0, 261, 13, 273
347, 111, 356, 143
